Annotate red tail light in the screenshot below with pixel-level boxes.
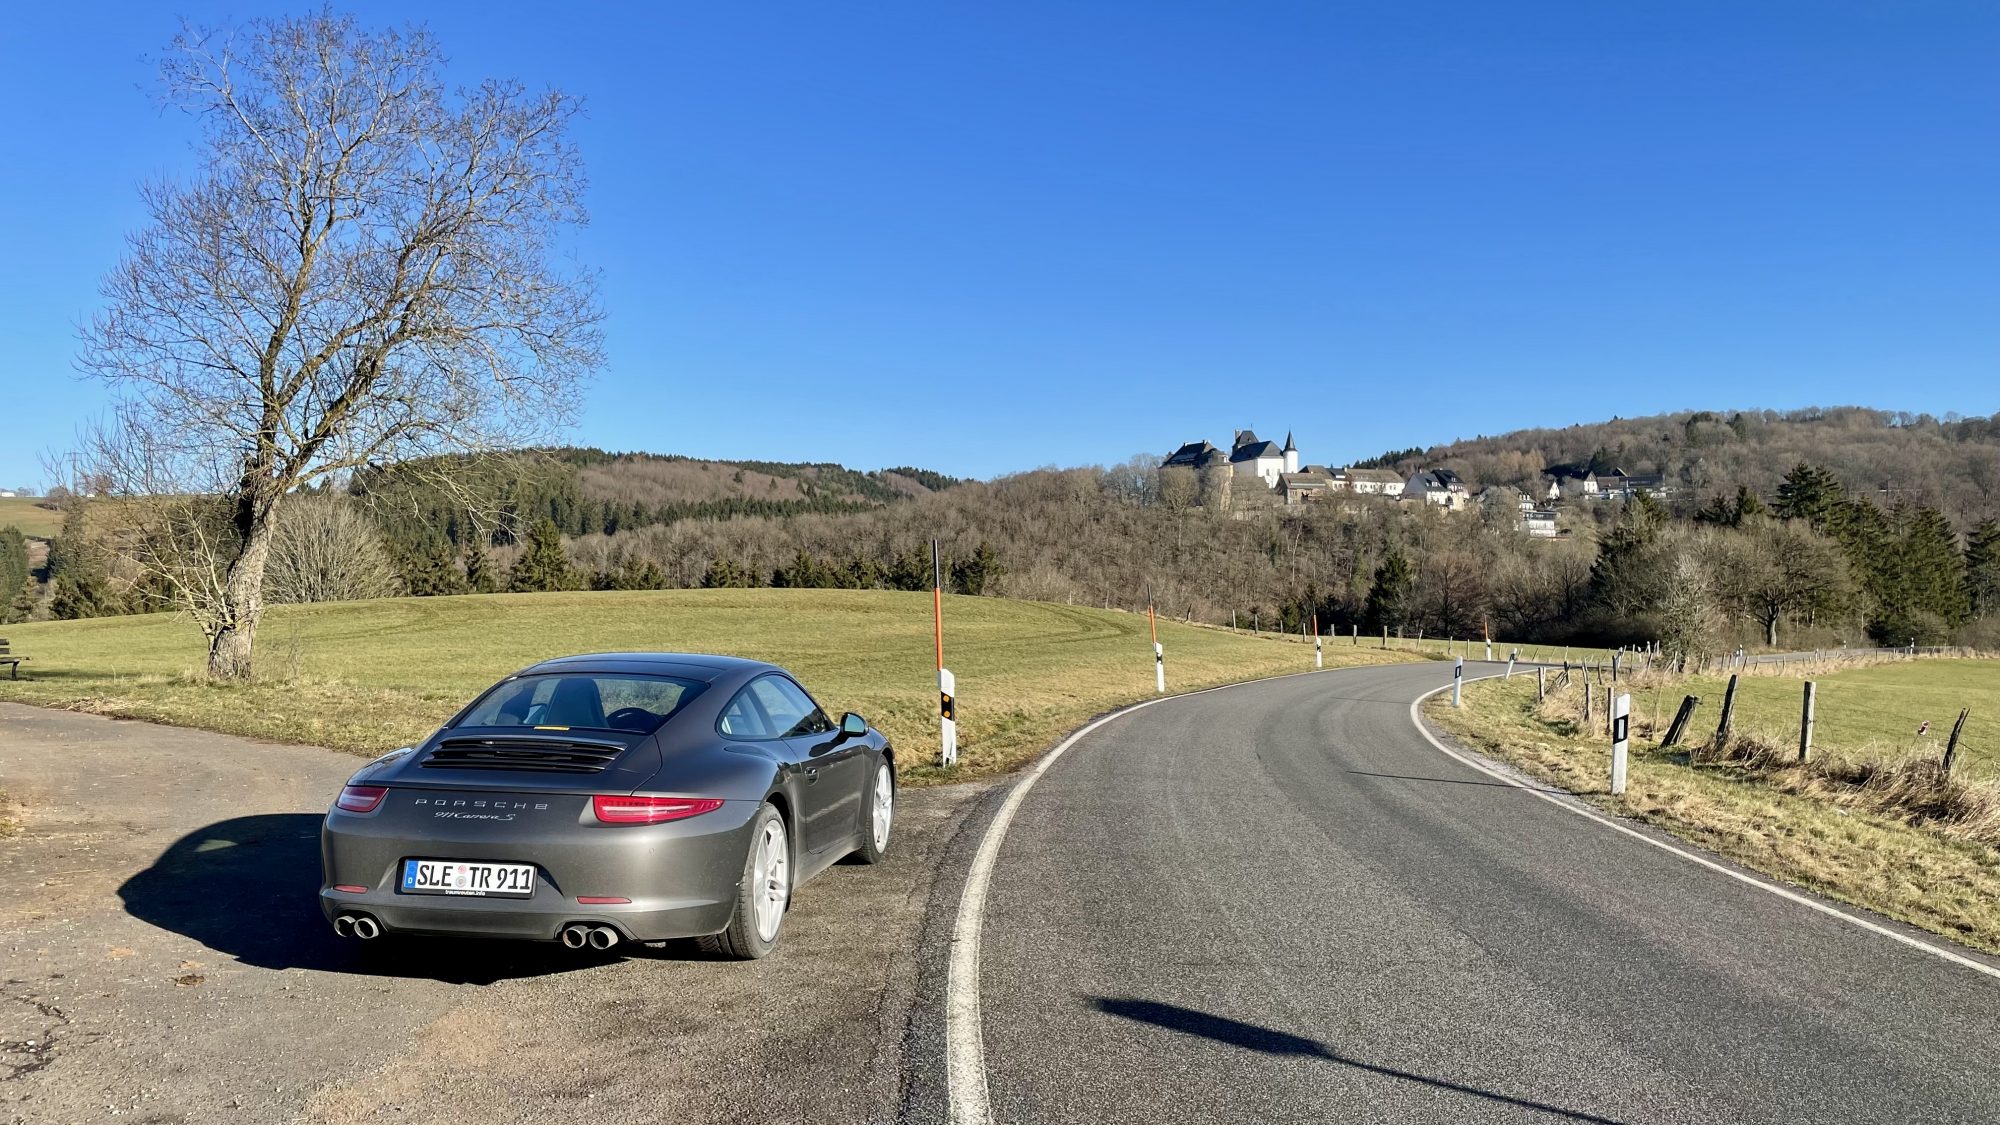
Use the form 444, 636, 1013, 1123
336, 785, 388, 813
592, 795, 723, 825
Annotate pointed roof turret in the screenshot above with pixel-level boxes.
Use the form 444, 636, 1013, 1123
1283, 431, 1296, 452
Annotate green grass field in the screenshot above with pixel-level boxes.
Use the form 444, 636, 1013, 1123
0, 588, 1424, 784
0, 497, 61, 538
1661, 660, 1999, 777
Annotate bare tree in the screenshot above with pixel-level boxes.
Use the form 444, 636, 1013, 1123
78, 12, 603, 677
265, 495, 400, 604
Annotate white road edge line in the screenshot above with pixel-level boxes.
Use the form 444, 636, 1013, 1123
1408, 676, 2000, 983
943, 664, 1352, 1125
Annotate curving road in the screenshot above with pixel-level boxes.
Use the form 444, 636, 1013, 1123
959, 662, 2000, 1124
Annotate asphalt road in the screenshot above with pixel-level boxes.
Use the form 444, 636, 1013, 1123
968, 662, 2000, 1124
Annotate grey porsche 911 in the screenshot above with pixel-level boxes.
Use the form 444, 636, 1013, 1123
320, 652, 896, 959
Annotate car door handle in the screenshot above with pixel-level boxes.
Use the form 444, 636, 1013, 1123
805, 767, 820, 782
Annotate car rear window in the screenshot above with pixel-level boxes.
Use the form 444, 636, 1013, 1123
453, 674, 705, 735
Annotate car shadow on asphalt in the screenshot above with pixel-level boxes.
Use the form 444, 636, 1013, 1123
118, 813, 684, 985
1090, 997, 1631, 1125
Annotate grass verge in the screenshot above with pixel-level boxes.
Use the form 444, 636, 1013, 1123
0, 588, 1424, 786
1427, 667, 2000, 954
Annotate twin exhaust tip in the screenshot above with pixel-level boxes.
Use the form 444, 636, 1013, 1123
561, 923, 620, 951
335, 914, 615, 950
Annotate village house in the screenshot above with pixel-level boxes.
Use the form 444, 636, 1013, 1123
1344, 468, 1405, 496
1521, 508, 1561, 537
1544, 471, 1598, 502
1402, 468, 1471, 510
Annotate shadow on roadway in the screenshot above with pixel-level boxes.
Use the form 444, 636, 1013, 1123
119, 814, 694, 985
1342, 769, 1560, 793
1092, 997, 1630, 1125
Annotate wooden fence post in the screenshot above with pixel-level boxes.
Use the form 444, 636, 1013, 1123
1537, 666, 1546, 701
1661, 695, 1699, 748
1799, 681, 1816, 763
1715, 674, 1740, 750
1583, 682, 1593, 727
1944, 708, 1970, 774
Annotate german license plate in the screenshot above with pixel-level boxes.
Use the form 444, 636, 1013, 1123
400, 859, 536, 898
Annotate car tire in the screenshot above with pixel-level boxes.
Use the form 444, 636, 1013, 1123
852, 758, 895, 865
698, 802, 790, 960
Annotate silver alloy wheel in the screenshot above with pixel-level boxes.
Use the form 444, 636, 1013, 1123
871, 762, 894, 850
753, 816, 790, 942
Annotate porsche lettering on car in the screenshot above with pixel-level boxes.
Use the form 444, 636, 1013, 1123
319, 652, 896, 959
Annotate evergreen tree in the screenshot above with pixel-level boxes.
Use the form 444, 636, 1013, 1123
509, 519, 575, 592
1773, 462, 1845, 530
1967, 519, 2000, 619
8, 576, 36, 625
597, 555, 668, 591
1897, 505, 1970, 629
1363, 549, 1413, 632
1588, 491, 1671, 617
408, 540, 467, 596
885, 550, 931, 591
951, 542, 1004, 595
770, 549, 825, 588
463, 537, 499, 594
0, 527, 28, 624
44, 507, 126, 619
702, 557, 752, 589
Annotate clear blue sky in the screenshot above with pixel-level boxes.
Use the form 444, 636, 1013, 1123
2, 1, 1995, 489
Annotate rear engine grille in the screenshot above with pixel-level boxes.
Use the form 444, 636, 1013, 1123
423, 737, 627, 774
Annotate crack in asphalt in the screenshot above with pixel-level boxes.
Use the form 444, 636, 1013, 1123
1, 989, 69, 1083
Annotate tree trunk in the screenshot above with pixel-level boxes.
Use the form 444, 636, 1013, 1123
207, 495, 281, 680
1765, 615, 1779, 648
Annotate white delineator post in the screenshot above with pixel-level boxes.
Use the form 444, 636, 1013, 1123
1505, 650, 1517, 679
1313, 615, 1322, 669
1452, 657, 1464, 709
1611, 692, 1631, 796
1150, 604, 1165, 694
933, 539, 957, 768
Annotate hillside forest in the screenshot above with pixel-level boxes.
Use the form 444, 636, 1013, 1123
11, 408, 2000, 660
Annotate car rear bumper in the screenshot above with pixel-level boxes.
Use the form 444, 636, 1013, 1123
319, 792, 760, 942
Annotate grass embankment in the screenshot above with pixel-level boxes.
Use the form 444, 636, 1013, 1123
1428, 658, 2000, 953
0, 497, 61, 538
0, 588, 1422, 785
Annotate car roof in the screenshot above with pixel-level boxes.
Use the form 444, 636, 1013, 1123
514, 652, 782, 682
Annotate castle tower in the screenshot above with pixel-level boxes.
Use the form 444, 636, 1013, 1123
1282, 431, 1299, 474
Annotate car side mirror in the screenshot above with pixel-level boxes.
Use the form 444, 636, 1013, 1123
840, 712, 868, 737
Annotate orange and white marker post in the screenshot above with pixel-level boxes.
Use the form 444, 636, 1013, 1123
1149, 604, 1165, 693
933, 539, 957, 767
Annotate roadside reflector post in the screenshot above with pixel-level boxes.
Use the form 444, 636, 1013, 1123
1799, 680, 1816, 763
1150, 604, 1165, 694
1313, 615, 1322, 669
1505, 650, 1516, 679
1611, 693, 1631, 795
1485, 637, 1493, 662
933, 538, 957, 768
1452, 657, 1464, 709
939, 668, 958, 767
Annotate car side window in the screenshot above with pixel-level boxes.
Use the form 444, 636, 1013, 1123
718, 686, 774, 740
749, 676, 834, 739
